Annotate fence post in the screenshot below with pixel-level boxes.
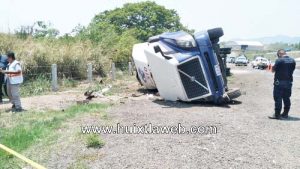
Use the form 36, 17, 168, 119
128, 62, 133, 75
51, 64, 58, 91
111, 62, 116, 80
87, 63, 93, 83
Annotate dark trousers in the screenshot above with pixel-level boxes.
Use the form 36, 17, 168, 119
0, 73, 4, 100
273, 81, 292, 116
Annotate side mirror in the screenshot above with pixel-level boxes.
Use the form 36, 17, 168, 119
154, 45, 161, 53
153, 45, 172, 60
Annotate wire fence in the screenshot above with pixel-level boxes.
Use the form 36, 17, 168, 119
21, 62, 135, 91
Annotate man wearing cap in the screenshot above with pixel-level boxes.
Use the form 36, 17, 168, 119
0, 53, 8, 103
269, 49, 296, 119
0, 52, 23, 112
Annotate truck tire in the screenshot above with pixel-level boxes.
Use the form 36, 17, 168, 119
207, 28, 224, 42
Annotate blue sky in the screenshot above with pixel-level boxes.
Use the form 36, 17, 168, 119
0, 0, 299, 40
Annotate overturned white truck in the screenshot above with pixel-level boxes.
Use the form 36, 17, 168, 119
132, 28, 241, 104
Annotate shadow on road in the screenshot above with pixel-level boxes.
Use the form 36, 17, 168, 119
152, 99, 242, 109
281, 116, 300, 121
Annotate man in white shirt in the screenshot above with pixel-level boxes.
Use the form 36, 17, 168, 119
0, 52, 23, 112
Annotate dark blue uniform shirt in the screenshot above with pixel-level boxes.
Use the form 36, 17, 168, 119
0, 55, 8, 69
273, 56, 296, 82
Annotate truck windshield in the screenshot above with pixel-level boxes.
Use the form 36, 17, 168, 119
161, 31, 197, 49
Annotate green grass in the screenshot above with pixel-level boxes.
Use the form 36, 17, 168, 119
0, 103, 108, 168
86, 134, 105, 148
18, 76, 80, 97
21, 76, 51, 96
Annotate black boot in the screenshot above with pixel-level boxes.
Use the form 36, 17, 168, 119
281, 108, 290, 119
269, 110, 281, 120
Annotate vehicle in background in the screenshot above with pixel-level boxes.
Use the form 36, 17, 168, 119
296, 58, 300, 69
235, 56, 248, 66
251, 57, 270, 69
285, 48, 292, 52
226, 56, 236, 63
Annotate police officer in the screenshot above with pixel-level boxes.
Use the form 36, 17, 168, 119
0, 53, 8, 103
269, 49, 296, 119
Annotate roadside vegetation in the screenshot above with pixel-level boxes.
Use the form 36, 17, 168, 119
0, 2, 188, 80
0, 1, 190, 96
0, 103, 108, 168
86, 134, 105, 148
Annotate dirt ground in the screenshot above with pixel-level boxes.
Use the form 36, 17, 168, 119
3, 66, 300, 169
81, 66, 300, 169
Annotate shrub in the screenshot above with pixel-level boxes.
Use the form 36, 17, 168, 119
86, 134, 105, 148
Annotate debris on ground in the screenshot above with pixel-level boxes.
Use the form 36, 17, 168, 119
131, 93, 144, 97
84, 85, 112, 101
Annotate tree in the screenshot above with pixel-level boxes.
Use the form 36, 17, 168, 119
14, 25, 34, 39
87, 1, 188, 41
33, 21, 59, 38
113, 29, 140, 62
76, 2, 191, 63
296, 42, 300, 50
15, 21, 59, 39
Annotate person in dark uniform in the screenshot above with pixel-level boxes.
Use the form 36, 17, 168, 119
269, 49, 296, 119
0, 53, 8, 103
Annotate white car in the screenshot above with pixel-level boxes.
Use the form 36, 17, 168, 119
235, 56, 248, 66
226, 56, 236, 63
251, 57, 270, 69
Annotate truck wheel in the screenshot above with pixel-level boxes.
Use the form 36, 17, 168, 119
207, 28, 224, 42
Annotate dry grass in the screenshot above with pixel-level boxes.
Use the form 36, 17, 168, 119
0, 33, 111, 79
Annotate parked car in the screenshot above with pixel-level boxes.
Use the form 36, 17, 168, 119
235, 56, 248, 66
251, 57, 270, 69
226, 56, 236, 63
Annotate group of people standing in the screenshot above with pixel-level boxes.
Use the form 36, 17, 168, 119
0, 51, 23, 112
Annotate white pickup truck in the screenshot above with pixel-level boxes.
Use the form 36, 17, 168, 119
251, 57, 270, 69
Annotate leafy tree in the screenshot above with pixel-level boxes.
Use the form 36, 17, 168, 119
15, 25, 34, 39
295, 42, 300, 50
113, 29, 140, 62
15, 21, 59, 39
87, 1, 188, 41
33, 21, 59, 38
71, 24, 86, 35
